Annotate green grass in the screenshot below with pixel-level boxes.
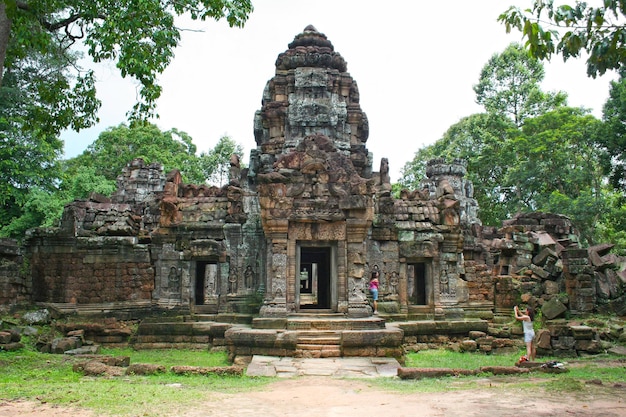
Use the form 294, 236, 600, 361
373, 350, 626, 394
405, 349, 522, 368
1, 346, 624, 415
0, 348, 272, 416
100, 347, 231, 367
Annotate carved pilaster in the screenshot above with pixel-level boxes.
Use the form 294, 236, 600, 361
346, 219, 370, 243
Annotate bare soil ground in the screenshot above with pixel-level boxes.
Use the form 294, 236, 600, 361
2, 375, 626, 417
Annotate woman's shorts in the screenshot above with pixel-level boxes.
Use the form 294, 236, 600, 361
370, 289, 378, 301
524, 331, 535, 343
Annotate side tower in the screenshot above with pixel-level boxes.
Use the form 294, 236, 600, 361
249, 26, 374, 317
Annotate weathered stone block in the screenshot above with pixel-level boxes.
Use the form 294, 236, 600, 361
542, 298, 568, 319
536, 329, 551, 349
575, 339, 602, 353
459, 339, 477, 352
570, 325, 594, 340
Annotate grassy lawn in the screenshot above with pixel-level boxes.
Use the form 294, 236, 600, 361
1, 346, 624, 416
0, 348, 272, 416
370, 349, 626, 393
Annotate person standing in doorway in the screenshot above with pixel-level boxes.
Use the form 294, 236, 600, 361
514, 305, 536, 361
369, 271, 380, 314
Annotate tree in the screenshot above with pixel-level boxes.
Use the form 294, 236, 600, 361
0, 0, 253, 120
399, 106, 608, 242
503, 107, 606, 244
200, 135, 244, 186
0, 39, 96, 227
499, 1, 626, 77
65, 123, 205, 183
599, 68, 626, 191
474, 43, 567, 126
400, 113, 518, 225
0, 165, 116, 239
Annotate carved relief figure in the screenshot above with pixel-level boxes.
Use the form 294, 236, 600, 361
389, 271, 399, 295
228, 267, 238, 295
244, 265, 256, 290
168, 267, 180, 294
440, 274, 450, 295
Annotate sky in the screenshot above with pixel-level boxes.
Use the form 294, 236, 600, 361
61, 0, 617, 182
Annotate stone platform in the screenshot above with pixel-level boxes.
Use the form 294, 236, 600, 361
245, 355, 401, 378
225, 314, 405, 360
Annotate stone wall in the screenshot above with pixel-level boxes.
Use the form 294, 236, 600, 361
28, 236, 154, 305
0, 238, 28, 310
482, 212, 626, 317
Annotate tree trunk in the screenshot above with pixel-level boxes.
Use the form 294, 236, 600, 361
0, 2, 12, 88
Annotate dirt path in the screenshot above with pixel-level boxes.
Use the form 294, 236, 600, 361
2, 376, 625, 417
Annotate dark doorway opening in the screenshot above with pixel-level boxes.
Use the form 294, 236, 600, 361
409, 262, 427, 305
299, 246, 331, 309
195, 261, 218, 305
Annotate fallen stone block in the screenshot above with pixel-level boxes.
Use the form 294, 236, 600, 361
397, 367, 477, 379
479, 366, 530, 375
73, 360, 125, 377
170, 365, 244, 376
65, 345, 101, 355
0, 342, 24, 351
126, 363, 166, 375
73, 354, 130, 367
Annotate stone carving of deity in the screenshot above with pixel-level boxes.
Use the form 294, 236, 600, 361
440, 274, 450, 295
228, 267, 238, 295
244, 265, 256, 290
389, 271, 399, 295
168, 267, 180, 294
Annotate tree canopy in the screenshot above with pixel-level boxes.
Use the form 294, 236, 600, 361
0, 1, 252, 238
66, 122, 205, 183
399, 42, 622, 248
599, 68, 626, 191
199, 135, 244, 186
0, 0, 253, 120
499, 1, 626, 77
1, 122, 246, 239
474, 43, 566, 126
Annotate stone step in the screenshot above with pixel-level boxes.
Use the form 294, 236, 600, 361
253, 315, 386, 330
296, 331, 342, 346
294, 344, 342, 358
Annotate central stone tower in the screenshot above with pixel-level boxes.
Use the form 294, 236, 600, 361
249, 25, 376, 317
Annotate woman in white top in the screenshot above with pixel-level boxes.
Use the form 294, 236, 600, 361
514, 305, 536, 361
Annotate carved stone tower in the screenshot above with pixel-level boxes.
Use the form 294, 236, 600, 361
249, 25, 374, 317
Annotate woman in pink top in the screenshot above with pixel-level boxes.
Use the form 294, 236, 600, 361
369, 271, 380, 314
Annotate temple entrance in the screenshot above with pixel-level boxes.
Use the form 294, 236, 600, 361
297, 246, 332, 310
408, 262, 429, 305
194, 261, 218, 306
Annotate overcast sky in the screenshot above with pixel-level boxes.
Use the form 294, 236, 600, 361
61, 0, 617, 182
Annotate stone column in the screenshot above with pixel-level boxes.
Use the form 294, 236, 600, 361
398, 258, 408, 314
259, 219, 289, 317
346, 219, 371, 317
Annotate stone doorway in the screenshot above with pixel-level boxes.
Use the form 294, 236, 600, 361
194, 261, 218, 308
408, 261, 432, 306
297, 246, 333, 311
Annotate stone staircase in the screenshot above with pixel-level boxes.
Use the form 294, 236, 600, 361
129, 313, 399, 356
295, 330, 342, 358
225, 313, 405, 360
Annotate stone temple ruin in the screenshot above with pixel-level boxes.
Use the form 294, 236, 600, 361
1, 26, 625, 359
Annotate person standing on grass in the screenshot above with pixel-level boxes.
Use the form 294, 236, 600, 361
369, 271, 380, 314
514, 305, 536, 361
